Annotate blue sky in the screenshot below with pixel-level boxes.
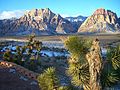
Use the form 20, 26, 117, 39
0, 0, 120, 19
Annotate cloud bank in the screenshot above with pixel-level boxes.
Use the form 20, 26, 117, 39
0, 10, 25, 20
0, 10, 81, 20
61, 13, 81, 18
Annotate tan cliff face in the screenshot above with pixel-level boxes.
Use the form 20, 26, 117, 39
0, 8, 76, 36
78, 8, 120, 33
24, 8, 56, 23
93, 8, 117, 24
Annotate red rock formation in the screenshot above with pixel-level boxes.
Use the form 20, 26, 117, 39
93, 8, 117, 17
78, 8, 120, 33
0, 8, 76, 36
93, 8, 106, 15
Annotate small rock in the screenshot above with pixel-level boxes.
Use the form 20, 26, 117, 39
9, 68, 16, 73
30, 81, 38, 85
20, 76, 28, 81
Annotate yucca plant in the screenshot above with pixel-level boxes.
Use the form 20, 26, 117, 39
64, 36, 92, 90
3, 48, 11, 61
101, 45, 120, 89
106, 45, 120, 70
64, 36, 120, 90
37, 67, 59, 90
26, 35, 42, 60
101, 67, 119, 88
64, 36, 92, 57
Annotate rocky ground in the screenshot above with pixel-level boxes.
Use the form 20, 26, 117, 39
0, 66, 40, 90
0, 34, 120, 90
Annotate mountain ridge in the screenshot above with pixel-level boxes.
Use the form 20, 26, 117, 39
0, 8, 120, 36
78, 8, 120, 33
0, 8, 77, 36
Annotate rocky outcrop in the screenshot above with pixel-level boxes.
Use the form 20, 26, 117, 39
78, 8, 120, 33
0, 8, 76, 36
0, 61, 38, 80
118, 17, 120, 25
93, 8, 117, 24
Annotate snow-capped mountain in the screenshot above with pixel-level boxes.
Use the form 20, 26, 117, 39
65, 15, 87, 32
65, 15, 87, 22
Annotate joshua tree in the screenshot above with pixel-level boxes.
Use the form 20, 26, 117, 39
27, 35, 42, 60
37, 67, 59, 90
86, 39, 102, 90
23, 35, 42, 71
33, 40, 42, 60
14, 46, 26, 65
64, 36, 120, 90
3, 48, 12, 61
101, 45, 120, 89
64, 36, 91, 90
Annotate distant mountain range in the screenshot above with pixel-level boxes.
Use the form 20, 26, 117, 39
65, 16, 87, 31
0, 8, 120, 36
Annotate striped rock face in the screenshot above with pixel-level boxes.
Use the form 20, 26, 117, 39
0, 8, 76, 36
78, 8, 120, 33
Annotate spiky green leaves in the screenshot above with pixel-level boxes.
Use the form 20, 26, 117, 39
3, 49, 11, 61
101, 69, 119, 88
37, 67, 59, 90
64, 36, 91, 89
64, 36, 92, 57
107, 45, 120, 70
67, 61, 90, 87
101, 45, 120, 88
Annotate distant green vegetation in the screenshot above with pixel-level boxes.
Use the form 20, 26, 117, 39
3, 35, 42, 72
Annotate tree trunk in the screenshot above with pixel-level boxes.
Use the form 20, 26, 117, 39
86, 39, 102, 90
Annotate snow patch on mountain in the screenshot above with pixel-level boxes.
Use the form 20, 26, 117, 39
65, 15, 87, 22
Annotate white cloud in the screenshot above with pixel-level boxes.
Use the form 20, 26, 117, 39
61, 13, 80, 18
61, 14, 70, 18
0, 10, 81, 19
0, 10, 25, 19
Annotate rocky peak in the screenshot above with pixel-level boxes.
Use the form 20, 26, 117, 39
93, 8, 118, 24
23, 8, 55, 22
78, 8, 120, 33
0, 8, 76, 36
25, 8, 52, 16
44, 8, 51, 13
118, 17, 120, 25
93, 8, 116, 16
